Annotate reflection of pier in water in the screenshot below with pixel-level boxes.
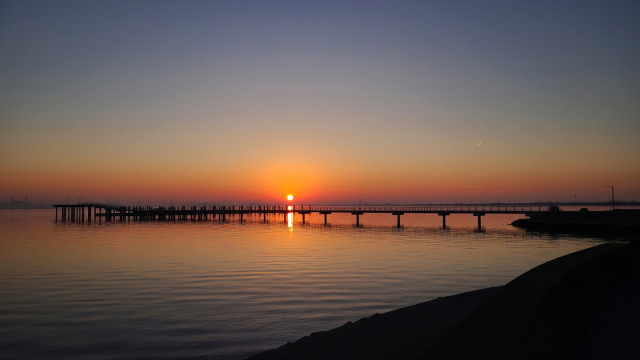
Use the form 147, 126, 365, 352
53, 203, 562, 231
52, 213, 579, 242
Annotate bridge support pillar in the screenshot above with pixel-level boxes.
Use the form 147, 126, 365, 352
438, 212, 450, 228
351, 212, 364, 226
473, 212, 485, 231
392, 212, 404, 228
320, 211, 331, 225
299, 211, 311, 225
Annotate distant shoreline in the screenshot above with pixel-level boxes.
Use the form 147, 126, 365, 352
0, 202, 52, 209
0, 201, 638, 209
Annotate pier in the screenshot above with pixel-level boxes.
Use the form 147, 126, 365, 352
53, 203, 559, 231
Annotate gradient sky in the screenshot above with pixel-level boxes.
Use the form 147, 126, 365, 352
1, 0, 639, 205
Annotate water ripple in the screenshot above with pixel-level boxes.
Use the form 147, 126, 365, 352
0, 210, 609, 359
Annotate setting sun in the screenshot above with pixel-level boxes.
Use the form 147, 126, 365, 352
287, 195, 294, 201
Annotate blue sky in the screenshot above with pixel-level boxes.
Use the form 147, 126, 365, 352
1, 0, 639, 204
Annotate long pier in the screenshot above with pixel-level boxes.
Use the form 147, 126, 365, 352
53, 203, 556, 230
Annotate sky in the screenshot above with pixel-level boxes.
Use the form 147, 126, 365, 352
1, 0, 639, 205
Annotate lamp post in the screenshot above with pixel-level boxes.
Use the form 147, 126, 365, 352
607, 186, 615, 210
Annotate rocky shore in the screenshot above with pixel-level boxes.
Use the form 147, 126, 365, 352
511, 210, 640, 236
247, 242, 640, 360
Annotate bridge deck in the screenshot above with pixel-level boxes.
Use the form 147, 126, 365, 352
52, 203, 563, 229
53, 204, 544, 214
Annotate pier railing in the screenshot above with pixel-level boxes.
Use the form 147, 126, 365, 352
298, 205, 541, 213
53, 203, 555, 229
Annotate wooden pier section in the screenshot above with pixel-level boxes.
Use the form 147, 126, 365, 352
53, 203, 554, 230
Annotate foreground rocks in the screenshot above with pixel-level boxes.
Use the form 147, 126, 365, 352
247, 242, 640, 360
247, 287, 500, 360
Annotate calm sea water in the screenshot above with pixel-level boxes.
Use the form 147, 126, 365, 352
0, 209, 616, 359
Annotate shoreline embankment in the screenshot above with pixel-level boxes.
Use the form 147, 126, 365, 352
511, 209, 640, 236
248, 241, 640, 360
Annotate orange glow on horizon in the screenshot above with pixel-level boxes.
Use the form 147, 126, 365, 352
1, 151, 639, 204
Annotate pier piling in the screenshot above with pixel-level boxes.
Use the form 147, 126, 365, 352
320, 211, 331, 225
392, 212, 404, 227
352, 212, 364, 226
439, 212, 450, 228
53, 203, 552, 228
474, 212, 485, 231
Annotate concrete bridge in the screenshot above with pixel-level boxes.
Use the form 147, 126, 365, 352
53, 203, 554, 230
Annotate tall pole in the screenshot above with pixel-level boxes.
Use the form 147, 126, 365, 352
607, 186, 614, 210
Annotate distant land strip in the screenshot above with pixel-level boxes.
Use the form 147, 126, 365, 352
0, 200, 638, 210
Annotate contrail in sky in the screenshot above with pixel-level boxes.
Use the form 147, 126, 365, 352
478, 140, 482, 147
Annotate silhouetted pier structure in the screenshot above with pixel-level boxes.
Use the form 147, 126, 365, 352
53, 203, 558, 230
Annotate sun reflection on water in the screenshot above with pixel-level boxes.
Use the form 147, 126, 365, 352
287, 211, 294, 231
